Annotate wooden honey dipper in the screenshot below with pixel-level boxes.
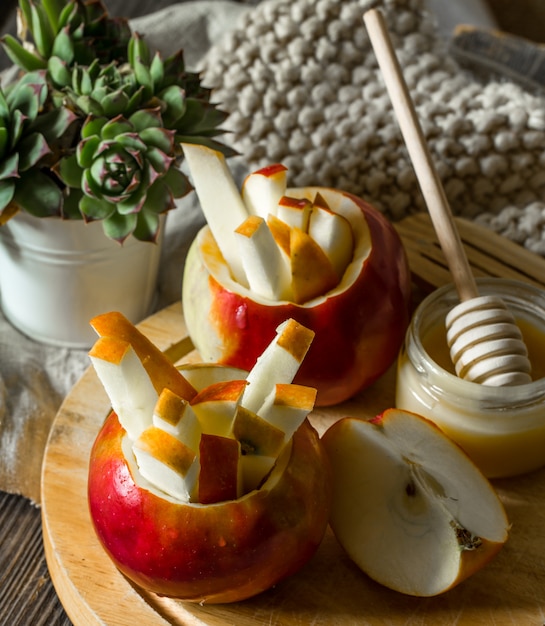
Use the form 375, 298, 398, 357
363, 8, 532, 386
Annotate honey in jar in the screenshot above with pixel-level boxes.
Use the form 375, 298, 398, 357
396, 279, 545, 478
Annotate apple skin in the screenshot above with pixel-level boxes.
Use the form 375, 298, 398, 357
88, 412, 331, 603
183, 188, 411, 406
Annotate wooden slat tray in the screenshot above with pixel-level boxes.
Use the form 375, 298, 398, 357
41, 215, 545, 625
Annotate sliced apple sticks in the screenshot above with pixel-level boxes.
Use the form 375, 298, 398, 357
308, 193, 354, 280
89, 337, 158, 440
258, 384, 317, 443
234, 215, 291, 300
241, 319, 315, 413
181, 143, 249, 286
90, 311, 198, 402
241, 163, 287, 219
88, 312, 317, 504
181, 144, 355, 304
190, 380, 248, 437
133, 427, 199, 502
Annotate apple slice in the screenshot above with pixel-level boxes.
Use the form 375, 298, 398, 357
181, 143, 249, 286
267, 213, 291, 259
322, 409, 509, 597
234, 215, 291, 301
241, 163, 288, 219
308, 193, 354, 280
241, 319, 315, 413
231, 405, 285, 456
190, 379, 247, 437
177, 363, 248, 393
290, 227, 339, 304
257, 383, 317, 441
133, 426, 199, 502
153, 388, 201, 453
231, 405, 286, 491
199, 433, 242, 504
277, 196, 313, 231
90, 312, 197, 403
238, 455, 277, 494
89, 336, 157, 440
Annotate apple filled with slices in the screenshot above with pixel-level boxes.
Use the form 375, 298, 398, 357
181, 145, 412, 406
87, 312, 331, 603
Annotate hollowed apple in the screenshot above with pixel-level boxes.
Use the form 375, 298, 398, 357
87, 314, 332, 604
182, 187, 411, 406
88, 409, 330, 603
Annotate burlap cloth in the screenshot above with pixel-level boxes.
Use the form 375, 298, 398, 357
2, 0, 543, 504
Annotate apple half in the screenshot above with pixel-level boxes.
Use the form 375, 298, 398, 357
87, 313, 331, 603
182, 185, 411, 406
321, 409, 509, 597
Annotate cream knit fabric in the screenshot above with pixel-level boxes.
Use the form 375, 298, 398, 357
202, 0, 545, 255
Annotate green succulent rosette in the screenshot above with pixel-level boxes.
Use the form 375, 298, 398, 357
1, 0, 131, 73
56, 109, 191, 242
0, 70, 76, 223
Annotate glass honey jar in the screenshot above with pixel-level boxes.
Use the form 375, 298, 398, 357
396, 278, 545, 478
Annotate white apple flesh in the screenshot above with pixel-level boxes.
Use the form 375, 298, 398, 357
277, 195, 313, 231
230, 404, 286, 490
241, 163, 287, 218
242, 319, 315, 413
181, 143, 249, 286
132, 426, 199, 502
234, 215, 292, 301
88, 336, 158, 441
258, 383, 317, 442
152, 388, 201, 452
189, 379, 247, 437
308, 195, 354, 280
322, 409, 509, 597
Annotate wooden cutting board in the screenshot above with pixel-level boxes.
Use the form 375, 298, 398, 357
41, 215, 545, 625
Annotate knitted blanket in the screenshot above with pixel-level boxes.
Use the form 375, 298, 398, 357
202, 0, 545, 255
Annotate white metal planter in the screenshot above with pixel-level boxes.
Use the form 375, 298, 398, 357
0, 213, 164, 349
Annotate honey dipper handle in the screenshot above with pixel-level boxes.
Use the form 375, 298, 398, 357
363, 8, 479, 302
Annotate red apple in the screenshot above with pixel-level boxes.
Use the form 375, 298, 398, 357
87, 315, 331, 604
182, 187, 411, 406
88, 411, 331, 603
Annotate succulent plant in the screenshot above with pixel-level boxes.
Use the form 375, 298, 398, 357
0, 70, 76, 224
1, 0, 131, 73
0, 0, 232, 242
55, 109, 190, 242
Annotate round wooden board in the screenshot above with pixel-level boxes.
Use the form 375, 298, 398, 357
41, 299, 545, 625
